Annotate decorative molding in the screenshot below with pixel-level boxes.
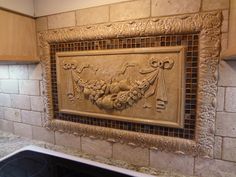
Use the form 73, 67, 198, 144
38, 11, 222, 157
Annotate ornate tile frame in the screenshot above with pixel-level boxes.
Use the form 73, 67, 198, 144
38, 11, 221, 157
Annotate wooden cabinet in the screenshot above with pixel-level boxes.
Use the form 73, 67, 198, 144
0, 9, 38, 63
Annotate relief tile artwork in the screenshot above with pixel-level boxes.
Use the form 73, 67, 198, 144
56, 47, 185, 128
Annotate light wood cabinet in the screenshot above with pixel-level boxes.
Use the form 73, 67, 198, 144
0, 9, 38, 63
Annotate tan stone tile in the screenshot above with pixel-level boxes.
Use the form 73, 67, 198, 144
225, 87, 236, 112
110, 0, 150, 22
151, 0, 200, 17
0, 93, 11, 107
222, 137, 236, 162
195, 158, 236, 177
218, 60, 236, 87
4, 108, 21, 122
221, 33, 228, 53
113, 143, 149, 166
0, 119, 14, 133
150, 150, 194, 175
36, 17, 48, 31
202, 0, 229, 11
30, 96, 44, 112
216, 112, 236, 137
32, 126, 55, 144
55, 132, 81, 150
214, 136, 222, 159
28, 64, 43, 80
0, 80, 18, 94
76, 6, 109, 26
0, 65, 9, 79
81, 137, 112, 158
48, 11, 75, 29
217, 87, 225, 111
21, 110, 42, 126
19, 80, 40, 96
9, 65, 28, 79
222, 10, 229, 33
13, 122, 32, 139
11, 94, 30, 110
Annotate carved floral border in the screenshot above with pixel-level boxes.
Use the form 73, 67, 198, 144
38, 11, 222, 157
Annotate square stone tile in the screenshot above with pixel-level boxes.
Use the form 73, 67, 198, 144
28, 64, 43, 80
9, 65, 28, 79
21, 110, 42, 126
216, 112, 236, 137
222, 137, 236, 162
0, 119, 14, 133
32, 126, 55, 144
225, 87, 236, 112
30, 96, 44, 112
55, 132, 81, 150
0, 80, 18, 94
19, 80, 40, 96
13, 122, 32, 139
36, 17, 48, 31
219, 61, 236, 86
0, 93, 11, 107
4, 108, 21, 122
11, 94, 30, 110
48, 12, 75, 29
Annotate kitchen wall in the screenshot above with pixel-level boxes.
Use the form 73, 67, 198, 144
0, 0, 235, 176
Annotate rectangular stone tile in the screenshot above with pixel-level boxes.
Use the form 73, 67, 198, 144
21, 110, 42, 126
202, 0, 229, 11
214, 136, 222, 159
219, 61, 236, 86
221, 33, 228, 53
195, 158, 236, 177
40, 81, 44, 96
9, 65, 28, 79
32, 126, 55, 144
216, 112, 236, 137
30, 96, 44, 112
19, 80, 40, 96
0, 107, 3, 119
11, 94, 30, 110
222, 10, 229, 33
113, 143, 149, 166
36, 17, 48, 31
4, 108, 21, 122
55, 132, 81, 150
0, 93, 11, 107
225, 87, 236, 112
13, 122, 32, 139
222, 137, 236, 162
0, 119, 14, 133
217, 87, 225, 111
76, 6, 109, 26
150, 150, 194, 175
28, 64, 43, 80
110, 0, 150, 22
81, 137, 112, 158
48, 11, 75, 29
151, 0, 200, 17
0, 80, 18, 94
0, 65, 9, 79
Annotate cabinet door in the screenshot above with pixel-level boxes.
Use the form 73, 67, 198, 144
0, 9, 38, 62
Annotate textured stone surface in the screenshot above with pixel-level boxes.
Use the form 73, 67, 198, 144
222, 10, 229, 33
221, 33, 228, 53
219, 61, 236, 86
55, 132, 81, 150
9, 65, 28, 79
4, 108, 21, 122
0, 119, 13, 133
0, 65, 9, 79
217, 87, 225, 111
225, 87, 236, 112
36, 17, 48, 31
151, 0, 200, 17
21, 110, 42, 126
81, 137, 112, 158
19, 80, 40, 95
0, 80, 18, 93
0, 93, 11, 107
222, 137, 236, 162
30, 96, 44, 111
32, 126, 55, 144
202, 0, 229, 11
195, 158, 236, 177
110, 0, 150, 22
48, 12, 75, 29
28, 64, 43, 80
113, 143, 149, 166
76, 6, 109, 26
150, 150, 194, 175
13, 122, 32, 139
216, 112, 236, 137
11, 94, 30, 110
214, 136, 222, 159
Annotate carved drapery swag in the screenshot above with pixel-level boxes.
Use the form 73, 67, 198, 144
38, 11, 221, 157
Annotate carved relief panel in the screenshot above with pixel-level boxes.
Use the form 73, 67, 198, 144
56, 47, 185, 128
